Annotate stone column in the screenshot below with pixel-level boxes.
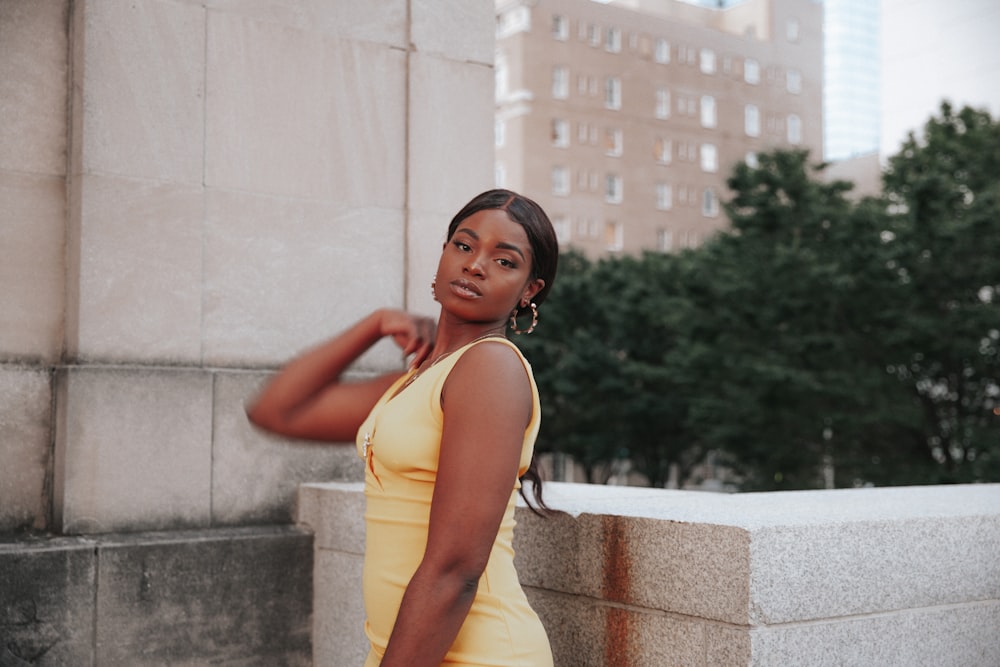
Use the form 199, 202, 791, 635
2, 0, 496, 535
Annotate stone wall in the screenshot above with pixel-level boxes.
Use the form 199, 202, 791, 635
298, 481, 1000, 666
1, 0, 495, 663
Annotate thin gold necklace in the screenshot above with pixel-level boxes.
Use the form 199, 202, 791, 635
397, 332, 504, 392
362, 332, 505, 460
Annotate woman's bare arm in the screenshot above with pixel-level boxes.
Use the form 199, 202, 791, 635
246, 308, 435, 442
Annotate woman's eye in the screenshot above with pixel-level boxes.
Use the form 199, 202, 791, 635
498, 258, 517, 268
453, 241, 471, 252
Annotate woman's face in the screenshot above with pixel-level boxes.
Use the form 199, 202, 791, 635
434, 208, 544, 327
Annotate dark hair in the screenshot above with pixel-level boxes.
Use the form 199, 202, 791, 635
447, 189, 558, 515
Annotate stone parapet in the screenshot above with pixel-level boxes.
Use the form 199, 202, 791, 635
297, 481, 1000, 666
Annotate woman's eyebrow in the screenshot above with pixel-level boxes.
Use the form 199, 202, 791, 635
456, 227, 526, 261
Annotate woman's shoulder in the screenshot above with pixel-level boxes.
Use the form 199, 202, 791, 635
448, 337, 533, 388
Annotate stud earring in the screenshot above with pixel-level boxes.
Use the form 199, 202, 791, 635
510, 302, 538, 335
431, 277, 438, 301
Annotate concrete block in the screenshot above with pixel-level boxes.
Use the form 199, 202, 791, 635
407, 54, 496, 214
0, 172, 66, 363
0, 367, 52, 532
67, 173, 204, 364
750, 601, 1000, 667
205, 14, 406, 206
54, 367, 214, 534
405, 208, 452, 319
750, 514, 1000, 623
204, 0, 407, 48
211, 372, 361, 525
0, 0, 68, 176
628, 609, 706, 667
202, 190, 405, 367
94, 526, 312, 666
313, 548, 367, 666
0, 536, 97, 666
72, 0, 205, 183
297, 482, 365, 553
516, 505, 751, 625
411, 0, 494, 65
705, 624, 752, 667
525, 589, 604, 667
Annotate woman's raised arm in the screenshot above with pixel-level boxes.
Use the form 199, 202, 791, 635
246, 308, 435, 442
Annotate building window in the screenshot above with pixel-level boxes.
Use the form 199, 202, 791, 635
744, 58, 760, 85
702, 188, 719, 217
552, 66, 569, 99
495, 119, 505, 147
700, 95, 717, 128
605, 128, 623, 156
606, 27, 622, 53
786, 18, 800, 43
656, 183, 673, 210
654, 38, 670, 63
786, 69, 802, 94
605, 174, 623, 203
700, 48, 716, 74
605, 76, 622, 110
605, 221, 623, 251
657, 229, 673, 252
589, 170, 599, 190
587, 23, 601, 47
553, 215, 571, 243
745, 151, 759, 168
745, 104, 760, 137
552, 14, 568, 40
700, 143, 718, 173
495, 163, 506, 188
577, 75, 588, 95
552, 166, 570, 195
552, 119, 569, 147
787, 114, 802, 144
577, 122, 589, 144
495, 51, 508, 99
654, 137, 672, 164
655, 87, 671, 119
496, 6, 531, 38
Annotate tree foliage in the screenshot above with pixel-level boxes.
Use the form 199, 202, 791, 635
516, 102, 1000, 490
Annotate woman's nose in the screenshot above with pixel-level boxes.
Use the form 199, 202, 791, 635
464, 253, 485, 276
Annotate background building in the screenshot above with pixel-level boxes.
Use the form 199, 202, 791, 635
823, 0, 880, 161
494, 0, 823, 257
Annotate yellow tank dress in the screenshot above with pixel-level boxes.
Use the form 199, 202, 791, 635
355, 337, 553, 667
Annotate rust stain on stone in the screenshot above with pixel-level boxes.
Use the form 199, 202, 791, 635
602, 514, 632, 666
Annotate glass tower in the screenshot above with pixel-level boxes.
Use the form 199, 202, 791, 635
823, 0, 880, 160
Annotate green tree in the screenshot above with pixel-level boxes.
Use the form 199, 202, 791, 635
677, 149, 903, 489
520, 103, 999, 491
876, 102, 1000, 482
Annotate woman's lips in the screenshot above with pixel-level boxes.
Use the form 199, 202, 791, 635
450, 279, 482, 297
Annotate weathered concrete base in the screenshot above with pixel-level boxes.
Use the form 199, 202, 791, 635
298, 481, 1000, 666
0, 526, 312, 666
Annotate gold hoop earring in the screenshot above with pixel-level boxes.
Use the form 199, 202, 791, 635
510, 302, 538, 335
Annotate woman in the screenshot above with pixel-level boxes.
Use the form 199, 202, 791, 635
247, 189, 558, 666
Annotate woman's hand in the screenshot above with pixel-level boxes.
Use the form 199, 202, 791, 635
377, 309, 436, 369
